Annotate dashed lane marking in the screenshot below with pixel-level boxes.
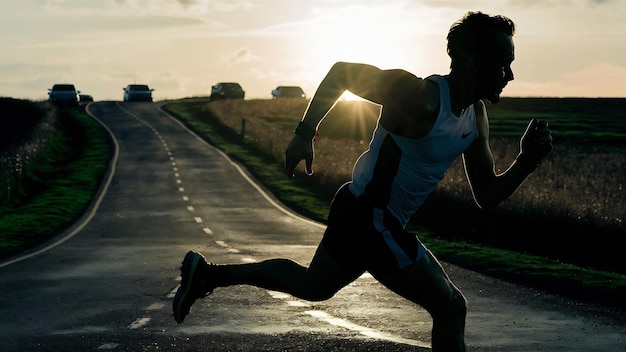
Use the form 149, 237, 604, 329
215, 240, 228, 248
97, 343, 119, 350
127, 318, 151, 330
146, 303, 166, 310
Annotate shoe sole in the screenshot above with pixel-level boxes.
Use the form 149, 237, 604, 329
173, 251, 202, 323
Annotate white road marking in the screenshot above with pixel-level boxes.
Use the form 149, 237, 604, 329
194, 217, 203, 223
145, 303, 166, 310
178, 187, 184, 192
305, 310, 429, 348
182, 196, 189, 202
215, 240, 228, 248
264, 289, 429, 348
187, 206, 194, 212
127, 318, 151, 330
97, 343, 119, 349
203, 227, 213, 235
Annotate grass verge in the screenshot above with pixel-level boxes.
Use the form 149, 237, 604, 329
163, 100, 626, 308
0, 106, 112, 258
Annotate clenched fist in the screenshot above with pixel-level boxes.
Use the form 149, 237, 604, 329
517, 118, 553, 172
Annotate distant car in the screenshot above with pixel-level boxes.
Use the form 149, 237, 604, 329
48, 83, 80, 107
123, 84, 153, 102
210, 82, 245, 101
271, 86, 306, 99
79, 94, 94, 102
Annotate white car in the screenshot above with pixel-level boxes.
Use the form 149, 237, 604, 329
48, 84, 80, 107
123, 84, 154, 102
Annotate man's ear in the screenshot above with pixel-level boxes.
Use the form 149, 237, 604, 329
466, 53, 480, 72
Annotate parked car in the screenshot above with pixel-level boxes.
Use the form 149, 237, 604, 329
48, 83, 80, 107
210, 82, 245, 101
79, 94, 94, 102
123, 84, 153, 102
271, 86, 306, 99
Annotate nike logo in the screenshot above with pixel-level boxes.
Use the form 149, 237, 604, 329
462, 131, 473, 139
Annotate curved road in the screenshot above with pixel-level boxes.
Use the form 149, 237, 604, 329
0, 101, 623, 351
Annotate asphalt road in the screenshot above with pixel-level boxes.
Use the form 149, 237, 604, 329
0, 101, 624, 352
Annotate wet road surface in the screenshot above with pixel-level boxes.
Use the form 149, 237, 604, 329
0, 101, 623, 351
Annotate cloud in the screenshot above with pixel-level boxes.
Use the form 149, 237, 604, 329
220, 47, 259, 65
510, 0, 615, 7
110, 0, 254, 15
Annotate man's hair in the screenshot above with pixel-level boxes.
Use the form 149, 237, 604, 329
447, 11, 515, 70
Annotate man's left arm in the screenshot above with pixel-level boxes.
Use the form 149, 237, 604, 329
463, 101, 553, 210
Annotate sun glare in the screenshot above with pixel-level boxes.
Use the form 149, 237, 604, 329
340, 91, 366, 101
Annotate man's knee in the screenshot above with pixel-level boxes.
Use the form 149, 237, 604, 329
300, 285, 339, 301
450, 289, 467, 318
438, 288, 467, 321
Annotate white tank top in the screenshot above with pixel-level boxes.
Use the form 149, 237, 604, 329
348, 74, 478, 227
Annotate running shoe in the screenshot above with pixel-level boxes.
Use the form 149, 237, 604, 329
173, 251, 215, 323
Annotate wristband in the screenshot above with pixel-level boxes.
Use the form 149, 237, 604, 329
515, 153, 539, 173
295, 121, 318, 140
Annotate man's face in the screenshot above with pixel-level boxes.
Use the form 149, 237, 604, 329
476, 33, 515, 103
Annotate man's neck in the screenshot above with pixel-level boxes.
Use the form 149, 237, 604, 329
445, 71, 477, 115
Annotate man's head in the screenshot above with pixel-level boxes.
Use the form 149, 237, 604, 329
447, 12, 516, 103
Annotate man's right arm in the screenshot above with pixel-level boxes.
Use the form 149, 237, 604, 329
285, 61, 425, 177
286, 62, 388, 177
299, 62, 389, 129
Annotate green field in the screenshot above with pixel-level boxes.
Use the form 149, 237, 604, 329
487, 98, 626, 145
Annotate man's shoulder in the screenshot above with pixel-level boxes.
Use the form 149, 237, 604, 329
389, 75, 440, 114
379, 75, 441, 136
421, 77, 441, 114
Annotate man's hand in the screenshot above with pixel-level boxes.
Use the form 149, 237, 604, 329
517, 118, 553, 171
285, 134, 314, 178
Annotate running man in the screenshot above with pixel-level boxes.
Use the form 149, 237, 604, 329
173, 11, 552, 352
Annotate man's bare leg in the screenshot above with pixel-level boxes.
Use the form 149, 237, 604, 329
229, 244, 365, 301
372, 249, 467, 352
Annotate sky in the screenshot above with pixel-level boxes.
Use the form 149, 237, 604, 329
1, 0, 625, 102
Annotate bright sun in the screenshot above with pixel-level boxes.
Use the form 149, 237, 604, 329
339, 91, 366, 101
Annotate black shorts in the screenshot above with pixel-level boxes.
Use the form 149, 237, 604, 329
320, 183, 427, 276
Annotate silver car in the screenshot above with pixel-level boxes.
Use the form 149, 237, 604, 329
123, 84, 154, 102
48, 84, 80, 107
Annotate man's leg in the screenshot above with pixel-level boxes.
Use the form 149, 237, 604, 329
371, 248, 467, 352
174, 244, 364, 323
229, 244, 365, 301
